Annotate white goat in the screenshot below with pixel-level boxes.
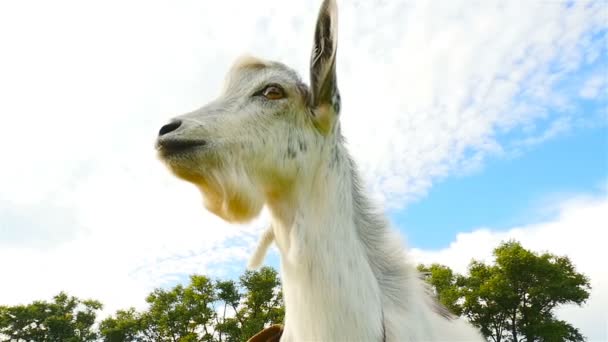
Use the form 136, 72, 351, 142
156, 1, 484, 340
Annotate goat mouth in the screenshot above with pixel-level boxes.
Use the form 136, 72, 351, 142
156, 139, 207, 157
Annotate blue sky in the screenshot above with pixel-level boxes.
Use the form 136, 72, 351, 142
0, 0, 606, 340
397, 117, 607, 249
393, 32, 608, 249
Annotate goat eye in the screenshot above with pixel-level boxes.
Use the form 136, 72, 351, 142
262, 85, 285, 100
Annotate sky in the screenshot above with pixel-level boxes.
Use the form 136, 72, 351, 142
0, 0, 606, 340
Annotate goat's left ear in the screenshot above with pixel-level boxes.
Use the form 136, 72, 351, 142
309, 0, 339, 135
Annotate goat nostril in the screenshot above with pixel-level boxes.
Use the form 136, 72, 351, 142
159, 120, 182, 136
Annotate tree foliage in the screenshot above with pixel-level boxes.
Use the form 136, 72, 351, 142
98, 308, 143, 342
98, 267, 284, 342
0, 292, 102, 342
417, 263, 464, 315
420, 241, 591, 342
0, 268, 282, 342
238, 268, 284, 339
139, 275, 217, 341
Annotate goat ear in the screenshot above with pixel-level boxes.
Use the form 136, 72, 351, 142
309, 0, 339, 134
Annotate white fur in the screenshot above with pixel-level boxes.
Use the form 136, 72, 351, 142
156, 0, 484, 340
248, 225, 275, 269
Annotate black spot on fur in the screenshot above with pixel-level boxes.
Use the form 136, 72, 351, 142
333, 91, 341, 114
328, 145, 340, 168
298, 140, 307, 152
287, 146, 297, 159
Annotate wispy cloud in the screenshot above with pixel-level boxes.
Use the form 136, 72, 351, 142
338, 0, 606, 205
580, 73, 607, 99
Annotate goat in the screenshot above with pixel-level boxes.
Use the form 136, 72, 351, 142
156, 1, 484, 340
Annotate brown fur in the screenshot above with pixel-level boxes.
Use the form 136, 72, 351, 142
247, 324, 284, 342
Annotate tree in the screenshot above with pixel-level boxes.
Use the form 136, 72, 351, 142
238, 267, 284, 340
214, 280, 242, 342
143, 275, 217, 342
461, 260, 512, 342
99, 308, 143, 342
99, 267, 284, 342
421, 241, 591, 342
487, 241, 590, 342
0, 292, 102, 342
417, 263, 463, 315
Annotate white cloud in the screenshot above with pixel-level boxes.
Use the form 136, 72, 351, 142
580, 73, 607, 99
0, 0, 605, 323
338, 0, 606, 206
411, 194, 608, 342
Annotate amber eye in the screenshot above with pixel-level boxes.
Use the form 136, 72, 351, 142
262, 85, 285, 100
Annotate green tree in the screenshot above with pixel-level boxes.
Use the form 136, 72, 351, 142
461, 260, 512, 342
0, 292, 102, 342
99, 308, 144, 342
417, 263, 463, 315
214, 280, 242, 342
143, 275, 217, 342
100, 268, 284, 342
238, 267, 284, 341
422, 241, 591, 342
490, 241, 590, 342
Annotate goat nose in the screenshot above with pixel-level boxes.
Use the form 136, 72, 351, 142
158, 120, 182, 136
